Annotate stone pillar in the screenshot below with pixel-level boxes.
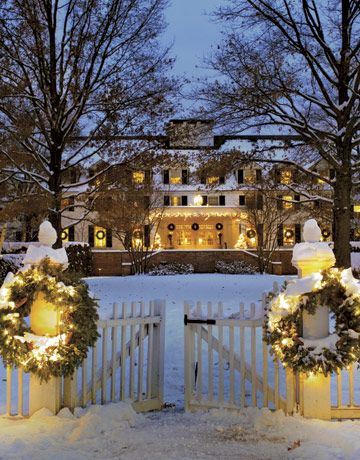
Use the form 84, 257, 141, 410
293, 257, 332, 420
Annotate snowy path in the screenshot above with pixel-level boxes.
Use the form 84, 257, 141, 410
2, 404, 360, 460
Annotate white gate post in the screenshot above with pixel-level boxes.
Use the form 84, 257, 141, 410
152, 299, 166, 405
292, 219, 335, 420
63, 372, 78, 412
29, 376, 61, 415
184, 302, 195, 412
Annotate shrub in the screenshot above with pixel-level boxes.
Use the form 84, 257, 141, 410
0, 257, 18, 285
215, 260, 258, 275
66, 244, 93, 276
148, 262, 194, 276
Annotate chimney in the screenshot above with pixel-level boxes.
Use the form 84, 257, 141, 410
166, 119, 214, 148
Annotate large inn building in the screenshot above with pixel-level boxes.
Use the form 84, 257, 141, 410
6, 119, 358, 273
59, 120, 337, 252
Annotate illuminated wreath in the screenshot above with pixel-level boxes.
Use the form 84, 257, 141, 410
192, 223, 199, 231
167, 223, 175, 231
61, 230, 68, 241
0, 259, 99, 382
96, 230, 106, 240
247, 229, 256, 239
264, 269, 360, 375
322, 229, 331, 239
215, 223, 223, 231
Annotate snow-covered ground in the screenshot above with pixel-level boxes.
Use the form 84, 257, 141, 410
3, 400, 360, 459
2, 273, 360, 459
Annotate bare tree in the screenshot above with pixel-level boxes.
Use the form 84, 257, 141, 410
199, 0, 360, 267
93, 165, 164, 274
0, 0, 175, 246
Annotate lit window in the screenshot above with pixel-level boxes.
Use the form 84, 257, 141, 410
170, 169, 182, 184
95, 226, 107, 248
61, 229, 69, 242
354, 205, 360, 213
283, 196, 293, 209
207, 176, 219, 185
244, 170, 256, 184
171, 196, 180, 206
281, 170, 292, 184
133, 171, 145, 184
283, 227, 295, 245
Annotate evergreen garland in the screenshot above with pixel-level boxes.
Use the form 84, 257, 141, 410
264, 269, 360, 375
0, 259, 99, 381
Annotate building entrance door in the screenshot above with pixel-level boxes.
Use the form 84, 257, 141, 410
175, 224, 220, 249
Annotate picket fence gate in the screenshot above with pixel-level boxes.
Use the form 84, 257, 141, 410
4, 299, 165, 417
184, 283, 360, 419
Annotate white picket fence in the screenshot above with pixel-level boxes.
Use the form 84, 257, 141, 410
4, 299, 166, 416
184, 284, 360, 419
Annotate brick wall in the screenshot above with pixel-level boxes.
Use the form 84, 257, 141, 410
91, 249, 297, 276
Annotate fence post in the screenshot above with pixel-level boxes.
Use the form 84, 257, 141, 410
29, 376, 61, 416
285, 369, 296, 415
184, 301, 195, 412
63, 371, 78, 412
151, 299, 166, 405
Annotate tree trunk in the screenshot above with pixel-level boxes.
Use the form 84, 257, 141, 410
333, 171, 352, 268
48, 166, 63, 249
49, 206, 63, 249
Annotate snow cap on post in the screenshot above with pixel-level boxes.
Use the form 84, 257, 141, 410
38, 221, 58, 247
22, 220, 68, 269
303, 219, 321, 243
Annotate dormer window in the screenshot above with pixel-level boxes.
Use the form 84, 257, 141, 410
244, 170, 256, 184
163, 168, 188, 185
280, 170, 292, 184
207, 176, 219, 185
170, 169, 182, 184
132, 171, 145, 184
283, 195, 293, 209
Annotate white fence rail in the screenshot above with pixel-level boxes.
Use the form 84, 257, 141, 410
184, 284, 360, 419
184, 294, 286, 413
3, 299, 166, 417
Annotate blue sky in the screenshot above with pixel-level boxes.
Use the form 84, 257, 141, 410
163, 1, 221, 89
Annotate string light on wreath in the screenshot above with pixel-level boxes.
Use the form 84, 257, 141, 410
0, 221, 99, 382
264, 268, 360, 376
0, 259, 99, 381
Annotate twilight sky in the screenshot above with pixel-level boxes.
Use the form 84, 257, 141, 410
163, 0, 222, 113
